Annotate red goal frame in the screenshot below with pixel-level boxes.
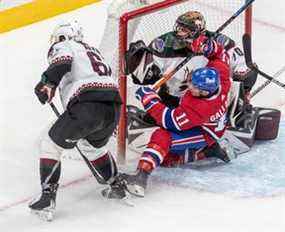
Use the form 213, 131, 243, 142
117, 0, 252, 163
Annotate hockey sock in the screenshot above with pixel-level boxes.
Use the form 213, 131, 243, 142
40, 158, 61, 186
90, 152, 118, 182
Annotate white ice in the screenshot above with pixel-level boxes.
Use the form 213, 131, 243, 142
1, 0, 285, 231
0, 0, 34, 11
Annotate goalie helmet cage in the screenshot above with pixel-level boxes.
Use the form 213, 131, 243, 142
100, 0, 252, 163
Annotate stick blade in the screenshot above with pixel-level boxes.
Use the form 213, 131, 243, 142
242, 33, 254, 68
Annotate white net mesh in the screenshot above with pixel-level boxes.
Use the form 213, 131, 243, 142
100, 0, 247, 82
98, 0, 250, 159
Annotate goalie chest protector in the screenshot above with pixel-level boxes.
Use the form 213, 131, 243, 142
255, 108, 281, 140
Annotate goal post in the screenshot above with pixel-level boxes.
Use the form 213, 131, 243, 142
99, 0, 253, 163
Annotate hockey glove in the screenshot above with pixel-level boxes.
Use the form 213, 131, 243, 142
135, 86, 160, 111
35, 74, 56, 104
215, 33, 235, 50
191, 35, 217, 57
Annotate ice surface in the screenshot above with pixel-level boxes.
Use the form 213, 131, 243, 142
0, 0, 285, 231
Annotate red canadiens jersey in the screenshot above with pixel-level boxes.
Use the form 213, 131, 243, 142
147, 58, 231, 144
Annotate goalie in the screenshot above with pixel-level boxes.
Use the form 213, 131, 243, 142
125, 11, 257, 128
125, 10, 282, 156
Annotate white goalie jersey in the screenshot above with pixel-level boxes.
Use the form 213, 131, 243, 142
133, 43, 248, 100
47, 40, 117, 109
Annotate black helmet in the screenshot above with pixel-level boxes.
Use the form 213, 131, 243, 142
174, 11, 206, 41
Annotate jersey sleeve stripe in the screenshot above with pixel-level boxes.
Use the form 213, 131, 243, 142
163, 108, 181, 131
171, 109, 181, 131
144, 99, 159, 111
144, 148, 164, 164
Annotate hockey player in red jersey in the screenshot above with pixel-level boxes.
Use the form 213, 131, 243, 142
29, 21, 125, 221
126, 11, 256, 128
121, 50, 232, 197
124, 10, 263, 159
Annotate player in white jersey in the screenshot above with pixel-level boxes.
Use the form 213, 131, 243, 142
29, 21, 125, 221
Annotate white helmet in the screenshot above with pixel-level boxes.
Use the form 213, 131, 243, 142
50, 20, 83, 44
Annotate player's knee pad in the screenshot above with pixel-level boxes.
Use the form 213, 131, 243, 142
77, 140, 108, 160
38, 125, 64, 161
77, 140, 118, 183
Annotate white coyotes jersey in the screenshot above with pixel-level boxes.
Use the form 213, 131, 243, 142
150, 55, 209, 97
145, 51, 241, 98
48, 40, 117, 109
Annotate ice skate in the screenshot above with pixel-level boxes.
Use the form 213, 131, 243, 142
120, 169, 150, 197
101, 177, 134, 206
101, 178, 127, 200
29, 184, 58, 221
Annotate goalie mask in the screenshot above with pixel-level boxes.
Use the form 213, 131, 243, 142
50, 20, 83, 44
190, 67, 220, 97
174, 11, 206, 42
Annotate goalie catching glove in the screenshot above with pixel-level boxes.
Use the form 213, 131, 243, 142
125, 40, 150, 75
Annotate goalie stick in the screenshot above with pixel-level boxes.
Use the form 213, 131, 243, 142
242, 33, 285, 90
250, 64, 285, 98
49, 102, 107, 185
152, 0, 255, 90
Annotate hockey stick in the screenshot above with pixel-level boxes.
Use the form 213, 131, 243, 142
49, 102, 107, 185
242, 33, 285, 89
152, 0, 255, 90
250, 64, 285, 98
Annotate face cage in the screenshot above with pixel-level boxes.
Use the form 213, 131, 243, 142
174, 22, 201, 41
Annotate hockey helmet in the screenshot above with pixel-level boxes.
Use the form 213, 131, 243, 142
50, 20, 83, 44
174, 11, 206, 41
191, 67, 220, 96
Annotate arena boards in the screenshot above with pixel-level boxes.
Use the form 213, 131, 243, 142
0, 0, 102, 33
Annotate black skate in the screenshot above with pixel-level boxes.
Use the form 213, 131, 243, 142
120, 170, 150, 198
29, 183, 58, 221
101, 177, 135, 206
204, 143, 231, 163
101, 177, 127, 200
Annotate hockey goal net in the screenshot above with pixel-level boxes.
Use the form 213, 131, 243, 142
99, 0, 252, 163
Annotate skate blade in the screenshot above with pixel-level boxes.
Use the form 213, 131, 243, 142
30, 208, 55, 222
120, 193, 135, 207
102, 191, 135, 207
126, 184, 145, 198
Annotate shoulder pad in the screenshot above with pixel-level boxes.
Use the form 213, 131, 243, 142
47, 41, 67, 59
150, 32, 188, 57
151, 37, 166, 53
